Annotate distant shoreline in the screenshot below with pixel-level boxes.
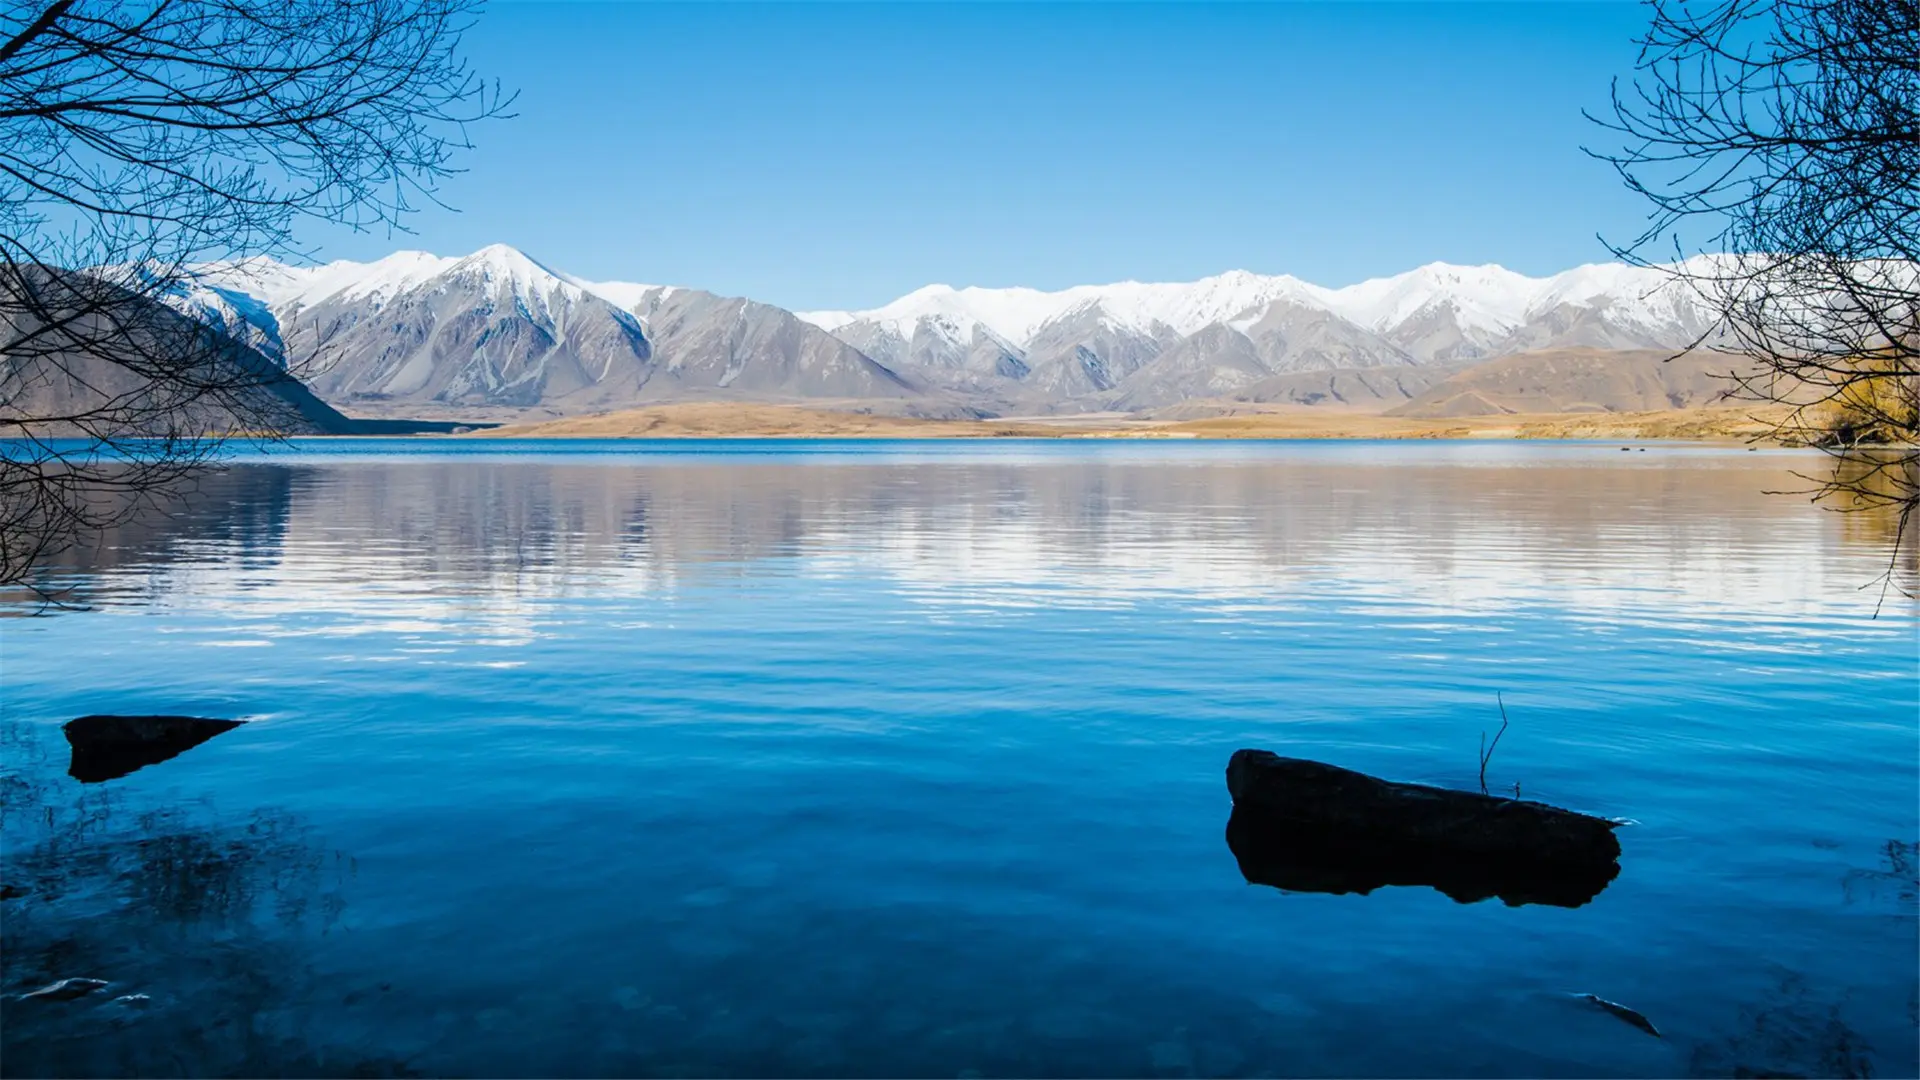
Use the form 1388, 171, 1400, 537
376, 401, 1795, 444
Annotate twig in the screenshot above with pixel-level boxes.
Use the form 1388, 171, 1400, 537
1480, 692, 1511, 796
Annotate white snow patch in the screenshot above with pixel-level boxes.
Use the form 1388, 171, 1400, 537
802, 261, 1722, 353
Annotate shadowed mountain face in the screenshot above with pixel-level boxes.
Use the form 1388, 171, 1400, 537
1018, 306, 1178, 400
1239, 298, 1417, 373
2, 270, 358, 437
1107, 325, 1274, 410
625, 287, 916, 402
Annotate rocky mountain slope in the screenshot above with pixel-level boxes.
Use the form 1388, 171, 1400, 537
614, 285, 915, 403
179, 245, 1736, 419
4, 270, 360, 437
1388, 348, 1750, 418
800, 261, 1722, 411
205, 247, 658, 412
197, 247, 916, 416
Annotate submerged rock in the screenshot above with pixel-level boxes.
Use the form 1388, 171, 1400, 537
1579, 993, 1661, 1038
63, 714, 246, 783
1225, 749, 1622, 908
21, 978, 110, 1001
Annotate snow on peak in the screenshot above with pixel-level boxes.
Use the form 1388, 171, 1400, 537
439, 243, 606, 323
190, 244, 1723, 365
566, 277, 675, 312
450, 243, 565, 288
192, 245, 654, 346
795, 270, 1327, 350
145, 265, 287, 363
1318, 262, 1543, 338
198, 249, 456, 312
803, 260, 1712, 351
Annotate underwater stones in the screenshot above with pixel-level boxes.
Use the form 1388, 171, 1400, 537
62, 714, 246, 783
1225, 748, 1623, 908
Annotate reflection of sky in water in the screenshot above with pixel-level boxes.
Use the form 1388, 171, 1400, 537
2, 440, 1914, 1078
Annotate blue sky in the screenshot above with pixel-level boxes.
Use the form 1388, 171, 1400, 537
305, 2, 1661, 311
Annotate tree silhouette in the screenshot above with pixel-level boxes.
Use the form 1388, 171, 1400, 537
1593, 0, 1919, 594
0, 0, 509, 588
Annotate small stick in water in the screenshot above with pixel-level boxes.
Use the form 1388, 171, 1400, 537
1579, 993, 1661, 1038
1479, 692, 1511, 796
21, 978, 109, 1002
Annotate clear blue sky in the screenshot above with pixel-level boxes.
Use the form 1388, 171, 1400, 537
303, 1, 1661, 311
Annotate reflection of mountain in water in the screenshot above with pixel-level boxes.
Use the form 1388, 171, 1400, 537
11, 448, 1912, 622
10, 463, 299, 609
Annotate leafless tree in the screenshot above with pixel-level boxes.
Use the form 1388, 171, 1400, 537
1593, 0, 1919, 596
0, 0, 508, 592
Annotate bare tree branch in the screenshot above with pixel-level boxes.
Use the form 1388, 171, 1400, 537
1592, 0, 1919, 602
0, 0, 509, 589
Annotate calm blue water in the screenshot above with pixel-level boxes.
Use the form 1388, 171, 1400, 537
2, 439, 1915, 1078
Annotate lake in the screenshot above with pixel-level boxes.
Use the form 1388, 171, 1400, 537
2, 439, 1915, 1078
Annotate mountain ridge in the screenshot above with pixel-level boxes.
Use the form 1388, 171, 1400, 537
798, 258, 1720, 361
176, 245, 1730, 418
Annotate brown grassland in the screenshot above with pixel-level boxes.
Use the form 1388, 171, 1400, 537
477, 401, 1797, 443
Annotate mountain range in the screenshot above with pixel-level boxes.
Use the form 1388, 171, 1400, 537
167, 245, 1727, 420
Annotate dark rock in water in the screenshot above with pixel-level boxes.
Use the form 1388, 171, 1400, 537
1225, 749, 1622, 908
0, 884, 24, 900
1226, 806, 1619, 908
63, 714, 246, 783
21, 978, 110, 1001
1227, 750, 1622, 863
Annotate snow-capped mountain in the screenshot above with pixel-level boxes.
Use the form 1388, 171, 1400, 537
800, 270, 1331, 365
799, 260, 1718, 382
200, 245, 656, 410
173, 245, 1729, 417
197, 245, 915, 413
155, 274, 288, 365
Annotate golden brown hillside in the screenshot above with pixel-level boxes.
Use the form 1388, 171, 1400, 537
478, 400, 1792, 443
